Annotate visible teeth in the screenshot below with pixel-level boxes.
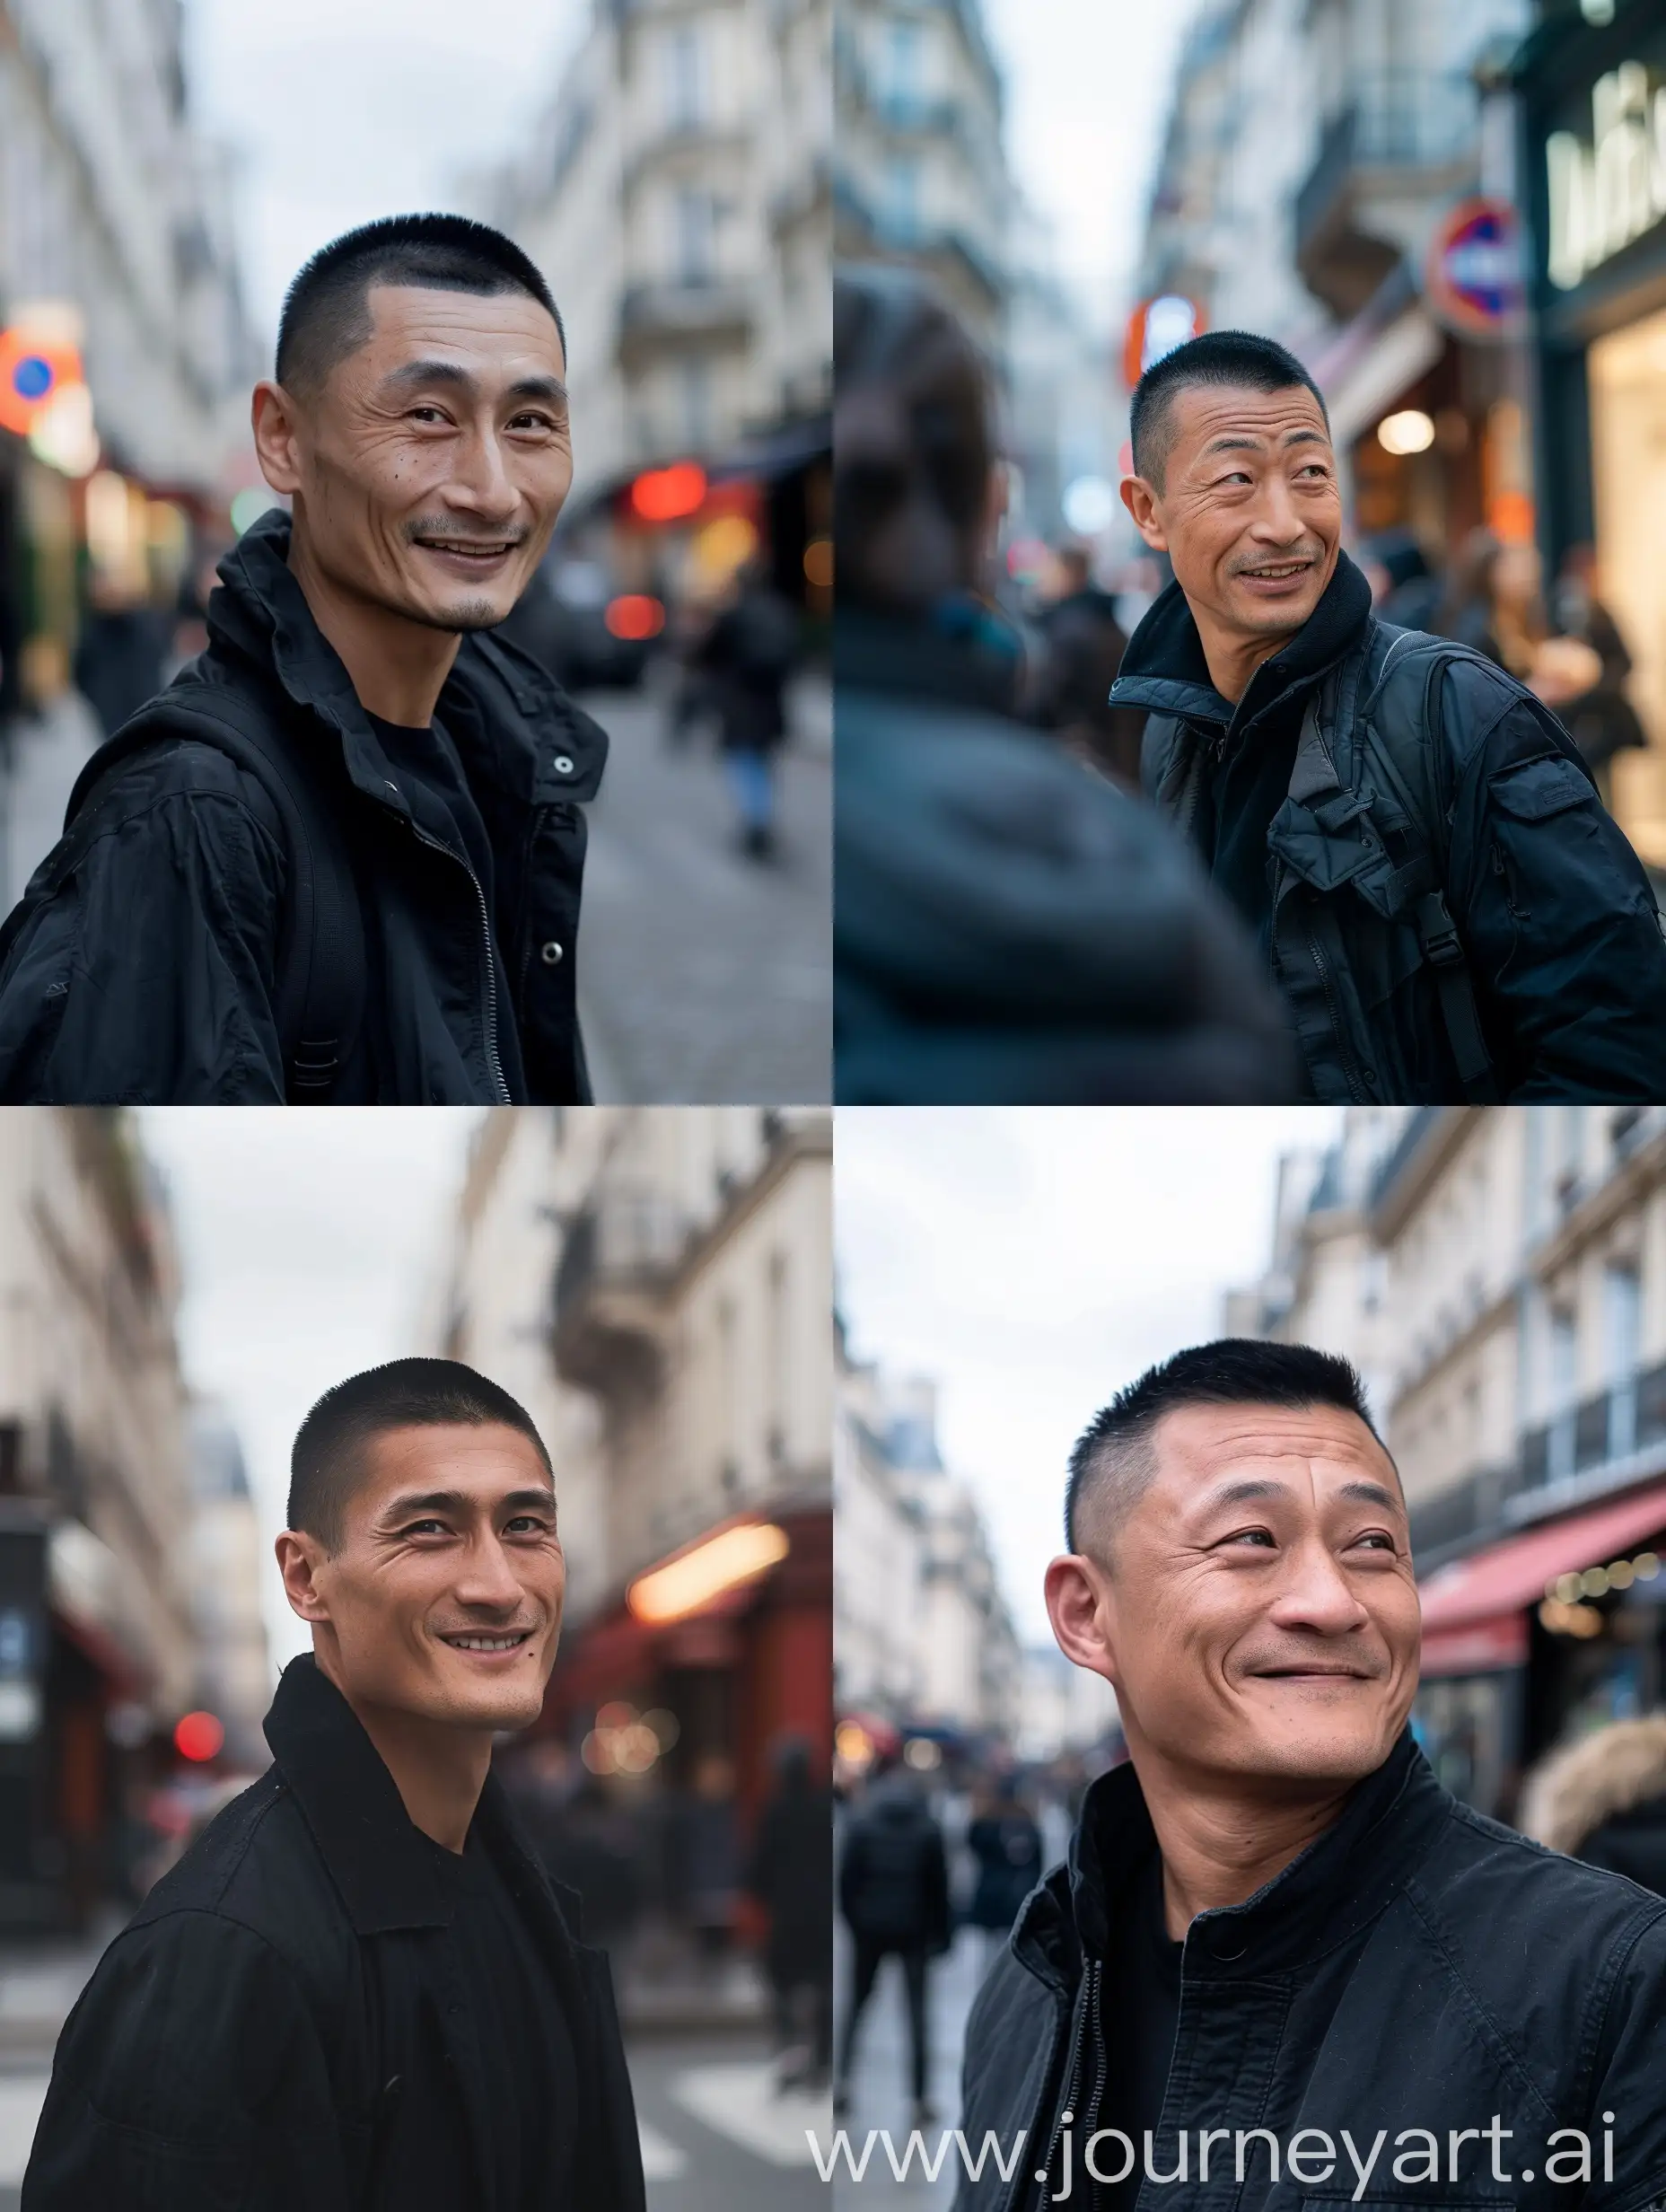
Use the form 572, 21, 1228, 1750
445, 1634, 527, 1651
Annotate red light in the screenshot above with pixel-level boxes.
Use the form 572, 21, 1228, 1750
174, 1711, 224, 1762
605, 594, 665, 641
629, 462, 707, 523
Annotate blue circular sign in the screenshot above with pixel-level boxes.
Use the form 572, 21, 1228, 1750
11, 355, 53, 401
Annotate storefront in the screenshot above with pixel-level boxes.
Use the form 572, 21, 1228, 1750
1519, 0, 1666, 864
1416, 1474, 1666, 1822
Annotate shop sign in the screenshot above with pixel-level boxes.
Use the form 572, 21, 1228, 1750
1122, 295, 1205, 389
1547, 60, 1666, 291
1425, 198, 1526, 339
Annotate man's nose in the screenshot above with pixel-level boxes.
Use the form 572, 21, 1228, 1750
1248, 474, 1307, 543
449, 424, 519, 516
1270, 1538, 1371, 1633
453, 1533, 528, 1609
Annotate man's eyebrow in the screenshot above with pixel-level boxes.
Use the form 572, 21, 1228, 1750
379, 1486, 557, 1522
1201, 426, 1328, 458
378, 360, 568, 408
1194, 1475, 1404, 1514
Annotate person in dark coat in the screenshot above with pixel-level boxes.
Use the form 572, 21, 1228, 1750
1521, 1713, 1666, 1900
0, 213, 607, 1105
834, 266, 1296, 1105
747, 1734, 835, 2087
835, 1754, 951, 2125
1116, 330, 1666, 1103
963, 1777, 1043, 1967
1028, 546, 1147, 786
24, 1357, 644, 2212
1545, 542, 1649, 797
696, 563, 799, 858
72, 572, 169, 740
952, 1336, 1666, 2211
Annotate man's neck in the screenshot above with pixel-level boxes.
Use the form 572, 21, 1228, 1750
287, 522, 460, 729
1129, 1741, 1355, 1941
316, 1651, 491, 1854
1196, 622, 1293, 707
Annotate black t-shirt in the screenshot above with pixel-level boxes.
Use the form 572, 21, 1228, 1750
365, 709, 495, 908
1092, 1850, 1184, 2211
433, 1825, 581, 2211
1192, 708, 1303, 964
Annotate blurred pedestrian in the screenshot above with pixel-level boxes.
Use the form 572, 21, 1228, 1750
671, 1752, 741, 1970
833, 265, 1296, 1105
1028, 545, 1146, 786
963, 1775, 1043, 1969
835, 1751, 951, 2125
1430, 528, 1546, 679
747, 1734, 834, 2090
1541, 542, 1648, 799
1520, 1714, 1666, 1899
1115, 329, 1666, 1104
697, 561, 800, 858
0, 213, 608, 1105
72, 569, 168, 740
1360, 529, 1442, 633
24, 1357, 645, 2212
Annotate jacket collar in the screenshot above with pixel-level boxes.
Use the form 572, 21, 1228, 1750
206, 508, 608, 814
833, 602, 1024, 718
264, 1652, 574, 1937
1110, 549, 1373, 745
1020, 1728, 1451, 1986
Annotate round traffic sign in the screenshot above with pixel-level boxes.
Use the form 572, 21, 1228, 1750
1425, 198, 1525, 341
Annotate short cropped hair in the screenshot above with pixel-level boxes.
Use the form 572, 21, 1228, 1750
1064, 1338, 1385, 1557
275, 213, 565, 399
288, 1356, 553, 1552
1130, 330, 1328, 489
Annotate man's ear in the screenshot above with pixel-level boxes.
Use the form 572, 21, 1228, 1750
1044, 1551, 1122, 1692
251, 381, 305, 500
1120, 473, 1168, 553
275, 1529, 332, 1625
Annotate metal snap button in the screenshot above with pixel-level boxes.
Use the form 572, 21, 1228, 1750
540, 940, 565, 965
554, 754, 574, 774
1209, 1933, 1248, 1962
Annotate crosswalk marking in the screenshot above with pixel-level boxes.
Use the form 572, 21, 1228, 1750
671, 2060, 830, 2167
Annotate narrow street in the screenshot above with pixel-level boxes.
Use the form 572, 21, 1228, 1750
575, 672, 832, 1105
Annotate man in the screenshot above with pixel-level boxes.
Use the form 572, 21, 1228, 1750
953, 1339, 1666, 2211
24, 1358, 645, 2212
1028, 546, 1144, 787
834, 267, 1296, 1104
0, 214, 605, 1104
835, 1746, 952, 2127
1112, 329, 1666, 1102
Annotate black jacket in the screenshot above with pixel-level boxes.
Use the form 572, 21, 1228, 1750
23, 1655, 645, 2212
953, 1731, 1666, 2212
838, 1776, 952, 1953
834, 609, 1296, 1102
0, 510, 608, 1103
1118, 555, 1666, 1103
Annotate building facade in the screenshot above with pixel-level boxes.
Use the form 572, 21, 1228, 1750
0, 1108, 197, 1928
834, 0, 1009, 356
835, 1349, 1021, 1743
432, 1105, 834, 1834
1234, 1104, 1666, 1825
184, 1399, 270, 1773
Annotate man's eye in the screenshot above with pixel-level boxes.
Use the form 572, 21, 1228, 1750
1354, 1532, 1396, 1551
509, 413, 559, 433
408, 407, 449, 425
505, 1515, 555, 1535
403, 1519, 448, 1536
1223, 1527, 1276, 1548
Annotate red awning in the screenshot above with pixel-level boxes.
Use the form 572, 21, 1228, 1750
1419, 1478, 1666, 1637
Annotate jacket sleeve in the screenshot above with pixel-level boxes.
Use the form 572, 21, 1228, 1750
0, 752, 289, 1104
1583, 1910, 1666, 2208
22, 1911, 355, 2212
1445, 676, 1666, 1102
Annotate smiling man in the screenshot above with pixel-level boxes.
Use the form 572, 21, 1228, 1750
951, 1339, 1666, 2212
24, 1358, 646, 2212
1110, 330, 1666, 1104
0, 215, 607, 1104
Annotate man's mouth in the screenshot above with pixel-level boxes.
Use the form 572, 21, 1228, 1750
1236, 557, 1314, 584
1253, 1665, 1371, 1679
412, 537, 521, 564
439, 1630, 535, 1654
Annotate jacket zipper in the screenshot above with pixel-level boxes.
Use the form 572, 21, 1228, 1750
1041, 1957, 1097, 2208
405, 817, 512, 1104
1300, 905, 1369, 1103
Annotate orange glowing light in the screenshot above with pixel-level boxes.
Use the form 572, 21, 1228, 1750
174, 1710, 224, 1763
627, 1521, 789, 1624
0, 331, 83, 437
629, 462, 707, 523
604, 593, 666, 641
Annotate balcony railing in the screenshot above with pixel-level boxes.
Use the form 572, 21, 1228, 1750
1508, 1357, 1666, 1515
1295, 69, 1477, 258
551, 1192, 688, 1393
618, 278, 754, 345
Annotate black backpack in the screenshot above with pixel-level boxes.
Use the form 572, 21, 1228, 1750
7, 677, 368, 1100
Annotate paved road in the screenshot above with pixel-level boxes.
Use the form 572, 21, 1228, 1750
576, 673, 831, 1104
831, 1924, 989, 2208
0, 693, 103, 914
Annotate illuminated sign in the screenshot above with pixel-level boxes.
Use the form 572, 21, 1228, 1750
0, 329, 84, 438
1425, 198, 1525, 339
1123, 295, 1204, 390
1547, 61, 1666, 291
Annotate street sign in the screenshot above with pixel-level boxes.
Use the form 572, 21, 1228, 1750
1123, 295, 1205, 390
1425, 198, 1526, 342
0, 329, 83, 437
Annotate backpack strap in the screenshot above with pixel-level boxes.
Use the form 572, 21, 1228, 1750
67, 680, 367, 1102
1352, 629, 1502, 1105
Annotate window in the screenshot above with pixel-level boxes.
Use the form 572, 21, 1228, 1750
1548, 1306, 1578, 1481
664, 24, 704, 129
673, 189, 715, 282
882, 18, 923, 110
883, 155, 921, 242
1606, 1261, 1642, 1459
679, 356, 712, 450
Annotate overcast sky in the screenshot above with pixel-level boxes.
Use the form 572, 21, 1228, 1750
837, 1108, 1343, 1644
183, 0, 587, 350
138, 1110, 483, 1675
982, 0, 1206, 326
